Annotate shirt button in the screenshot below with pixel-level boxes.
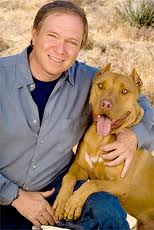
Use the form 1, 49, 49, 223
40, 140, 44, 144
33, 120, 37, 124
33, 164, 37, 169
30, 83, 35, 90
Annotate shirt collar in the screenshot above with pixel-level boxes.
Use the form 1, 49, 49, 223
15, 46, 76, 88
15, 47, 34, 88
64, 65, 76, 86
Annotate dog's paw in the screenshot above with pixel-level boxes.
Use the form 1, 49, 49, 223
53, 193, 70, 220
64, 194, 84, 220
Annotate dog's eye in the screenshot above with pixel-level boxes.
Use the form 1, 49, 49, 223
98, 83, 104, 89
122, 89, 128, 94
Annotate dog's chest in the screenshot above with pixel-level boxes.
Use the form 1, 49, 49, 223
84, 152, 105, 179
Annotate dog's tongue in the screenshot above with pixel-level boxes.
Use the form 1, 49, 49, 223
97, 116, 111, 136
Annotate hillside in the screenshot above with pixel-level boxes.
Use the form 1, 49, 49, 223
0, 0, 154, 105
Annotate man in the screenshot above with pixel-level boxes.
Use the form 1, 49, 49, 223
0, 1, 153, 229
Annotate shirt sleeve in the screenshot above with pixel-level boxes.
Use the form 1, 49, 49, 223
131, 94, 154, 150
0, 173, 19, 205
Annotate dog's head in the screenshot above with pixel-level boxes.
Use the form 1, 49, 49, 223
90, 64, 144, 135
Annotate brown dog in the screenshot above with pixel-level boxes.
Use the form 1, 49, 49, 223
53, 64, 154, 229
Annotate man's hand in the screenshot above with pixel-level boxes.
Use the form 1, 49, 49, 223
100, 128, 137, 177
11, 188, 57, 228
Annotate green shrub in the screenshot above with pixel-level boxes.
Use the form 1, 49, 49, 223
117, 0, 154, 27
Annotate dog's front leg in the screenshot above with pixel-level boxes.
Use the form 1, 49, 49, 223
53, 173, 77, 220
54, 162, 88, 220
64, 178, 128, 220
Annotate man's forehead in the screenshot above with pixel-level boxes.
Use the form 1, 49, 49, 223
40, 13, 84, 39
42, 11, 84, 25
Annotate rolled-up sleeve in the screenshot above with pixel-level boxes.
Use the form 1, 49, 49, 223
0, 174, 19, 205
132, 94, 154, 150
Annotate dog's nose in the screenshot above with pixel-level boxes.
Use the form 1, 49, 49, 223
101, 100, 112, 110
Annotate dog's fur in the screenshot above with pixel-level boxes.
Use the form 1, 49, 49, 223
53, 64, 154, 230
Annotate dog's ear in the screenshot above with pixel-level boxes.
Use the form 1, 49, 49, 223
101, 63, 111, 74
129, 68, 143, 90
93, 63, 111, 82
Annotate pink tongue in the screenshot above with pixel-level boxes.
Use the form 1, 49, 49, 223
97, 116, 111, 136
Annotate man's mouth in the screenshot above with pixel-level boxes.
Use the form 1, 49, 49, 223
94, 112, 130, 136
48, 55, 64, 63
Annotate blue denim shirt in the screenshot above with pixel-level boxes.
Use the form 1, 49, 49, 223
0, 47, 154, 205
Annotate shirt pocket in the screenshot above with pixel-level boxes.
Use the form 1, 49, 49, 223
55, 115, 89, 153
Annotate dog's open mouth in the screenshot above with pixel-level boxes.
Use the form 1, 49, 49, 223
95, 111, 130, 136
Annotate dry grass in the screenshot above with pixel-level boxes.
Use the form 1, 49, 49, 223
0, 0, 154, 106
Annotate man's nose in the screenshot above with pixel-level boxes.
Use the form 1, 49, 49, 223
56, 40, 65, 55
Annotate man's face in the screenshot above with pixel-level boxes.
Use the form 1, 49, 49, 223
30, 13, 84, 81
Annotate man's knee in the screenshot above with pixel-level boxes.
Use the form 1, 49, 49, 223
88, 192, 126, 215
85, 192, 129, 228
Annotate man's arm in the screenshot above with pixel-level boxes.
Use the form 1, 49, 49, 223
0, 173, 19, 205
132, 94, 154, 150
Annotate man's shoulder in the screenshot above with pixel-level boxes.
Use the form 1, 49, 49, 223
75, 60, 98, 75
0, 47, 28, 68
0, 53, 20, 85
69, 60, 98, 85
68, 60, 98, 88
0, 53, 18, 67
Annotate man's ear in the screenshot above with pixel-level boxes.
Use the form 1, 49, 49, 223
129, 68, 143, 91
93, 63, 111, 82
31, 29, 38, 47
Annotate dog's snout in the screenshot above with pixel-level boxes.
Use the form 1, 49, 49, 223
101, 100, 112, 110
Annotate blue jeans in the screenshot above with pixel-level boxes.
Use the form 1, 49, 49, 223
1, 166, 129, 230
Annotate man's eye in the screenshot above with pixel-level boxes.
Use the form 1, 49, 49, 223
97, 83, 104, 89
122, 89, 128, 94
67, 41, 78, 47
48, 34, 57, 39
